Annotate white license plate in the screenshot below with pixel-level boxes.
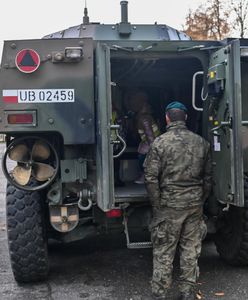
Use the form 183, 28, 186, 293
17, 89, 75, 103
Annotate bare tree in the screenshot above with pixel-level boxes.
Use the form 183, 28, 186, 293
230, 0, 248, 38
184, 7, 211, 40
210, 0, 230, 39
184, 0, 231, 40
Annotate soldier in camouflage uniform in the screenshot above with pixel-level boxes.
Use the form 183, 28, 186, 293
144, 102, 212, 300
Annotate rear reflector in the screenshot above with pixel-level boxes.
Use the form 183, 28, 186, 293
106, 209, 122, 218
8, 114, 33, 124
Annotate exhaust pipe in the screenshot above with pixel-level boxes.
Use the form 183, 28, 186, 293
120, 1, 128, 23
119, 1, 131, 36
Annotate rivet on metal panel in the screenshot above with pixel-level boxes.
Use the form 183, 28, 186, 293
47, 54, 52, 60
10, 43, 16, 49
133, 26, 137, 30
112, 26, 116, 30
224, 47, 231, 55
79, 41, 84, 46
48, 118, 54, 124
54, 53, 64, 61
80, 118, 86, 124
83, 26, 86, 30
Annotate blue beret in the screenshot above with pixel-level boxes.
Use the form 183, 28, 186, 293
166, 101, 188, 112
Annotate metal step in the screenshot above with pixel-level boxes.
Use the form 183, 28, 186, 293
123, 213, 152, 249
127, 241, 152, 249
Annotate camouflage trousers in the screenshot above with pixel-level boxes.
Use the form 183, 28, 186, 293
151, 205, 207, 297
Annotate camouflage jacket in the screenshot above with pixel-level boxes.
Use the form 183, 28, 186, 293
144, 121, 212, 210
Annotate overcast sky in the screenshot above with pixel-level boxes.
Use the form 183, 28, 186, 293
0, 0, 203, 57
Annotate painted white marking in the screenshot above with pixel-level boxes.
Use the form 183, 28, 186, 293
214, 136, 221, 152
3, 90, 18, 97
3, 89, 75, 103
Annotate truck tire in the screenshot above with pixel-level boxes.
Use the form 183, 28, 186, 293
6, 184, 49, 282
214, 178, 248, 266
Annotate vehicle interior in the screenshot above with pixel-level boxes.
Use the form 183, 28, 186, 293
110, 53, 205, 202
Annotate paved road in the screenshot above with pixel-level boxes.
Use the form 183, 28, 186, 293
0, 143, 248, 300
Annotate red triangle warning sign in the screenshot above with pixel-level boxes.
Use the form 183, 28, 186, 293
15, 49, 40, 73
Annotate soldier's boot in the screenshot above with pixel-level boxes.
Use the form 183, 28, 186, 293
178, 290, 196, 300
151, 288, 169, 299
152, 294, 166, 300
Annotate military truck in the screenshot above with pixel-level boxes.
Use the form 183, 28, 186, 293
1, 1, 248, 282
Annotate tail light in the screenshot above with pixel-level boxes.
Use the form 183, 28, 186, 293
8, 113, 33, 124
4, 110, 36, 127
106, 209, 122, 218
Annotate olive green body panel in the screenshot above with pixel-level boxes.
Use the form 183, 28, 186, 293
241, 60, 248, 176
0, 38, 94, 145
43, 24, 190, 42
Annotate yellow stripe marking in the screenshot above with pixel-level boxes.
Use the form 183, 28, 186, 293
61, 223, 68, 232
61, 206, 68, 217
68, 215, 78, 222
50, 216, 62, 223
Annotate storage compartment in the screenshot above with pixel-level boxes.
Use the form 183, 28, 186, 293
110, 53, 204, 202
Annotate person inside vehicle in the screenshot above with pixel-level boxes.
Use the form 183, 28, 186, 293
126, 90, 160, 184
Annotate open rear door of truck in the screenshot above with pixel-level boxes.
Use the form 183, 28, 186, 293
209, 40, 244, 207
95, 43, 114, 211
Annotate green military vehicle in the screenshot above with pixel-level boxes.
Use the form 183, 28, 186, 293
1, 1, 248, 282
